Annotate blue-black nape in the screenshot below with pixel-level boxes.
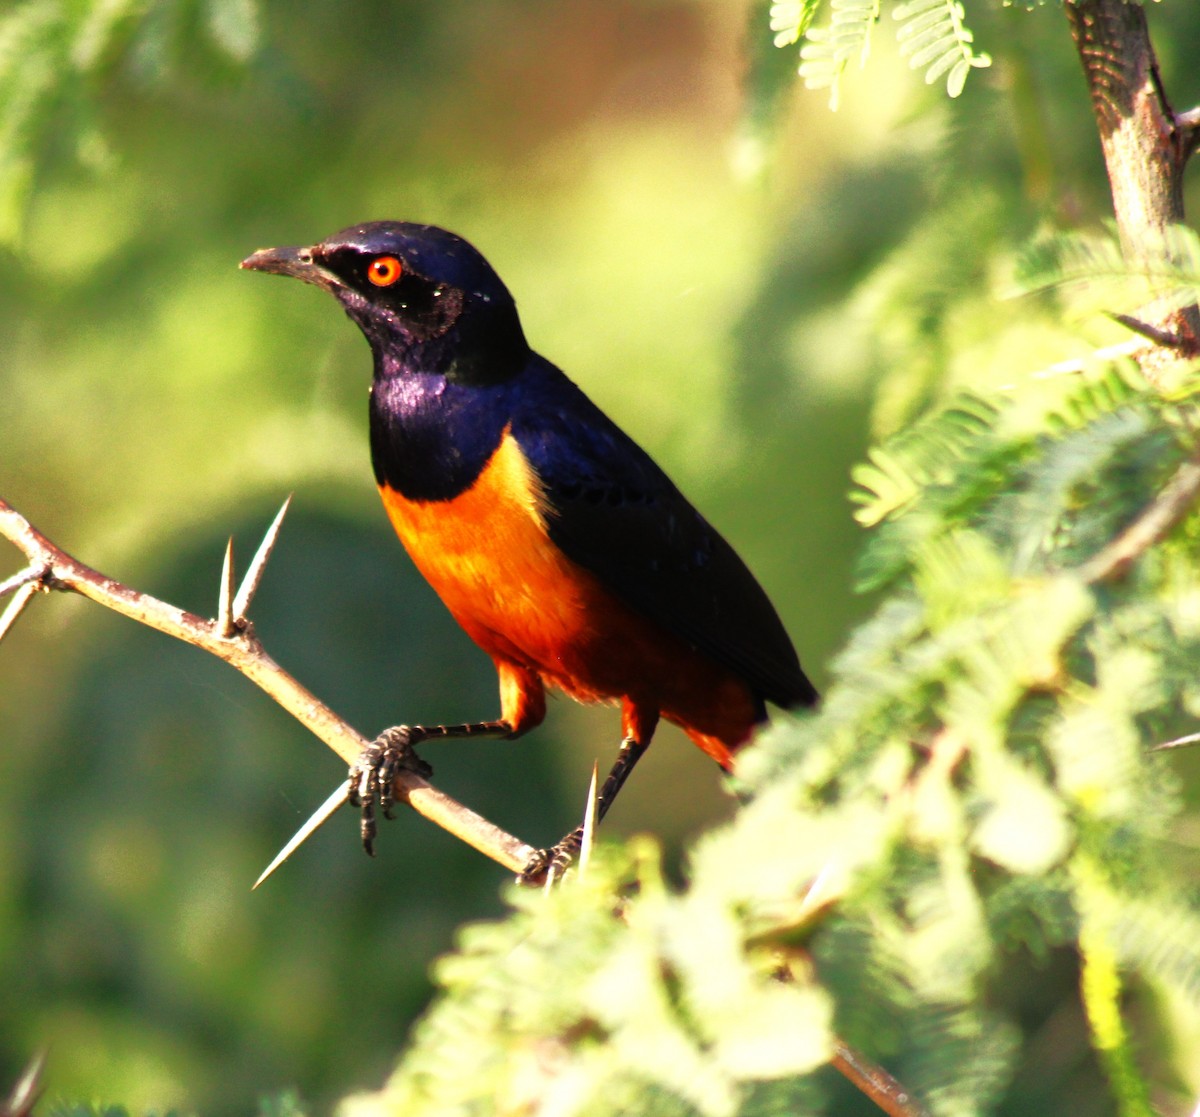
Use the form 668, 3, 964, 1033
322, 221, 515, 304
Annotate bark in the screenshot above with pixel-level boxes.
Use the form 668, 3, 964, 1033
1065, 0, 1200, 361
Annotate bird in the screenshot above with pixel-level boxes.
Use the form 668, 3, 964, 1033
241, 221, 817, 880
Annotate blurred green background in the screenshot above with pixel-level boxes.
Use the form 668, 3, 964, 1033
2, 1, 1200, 1113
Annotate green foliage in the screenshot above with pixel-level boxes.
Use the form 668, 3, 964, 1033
1016, 222, 1200, 331
797, 0, 880, 111
5, 1, 1200, 1115
768, 0, 824, 46
45, 1108, 181, 1117
0, 0, 259, 244
256, 1091, 308, 1117
893, 0, 992, 98
769, 0, 991, 107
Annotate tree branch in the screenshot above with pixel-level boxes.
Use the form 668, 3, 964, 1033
2, 494, 941, 1113
832, 1040, 931, 1117
0, 496, 535, 877
1081, 451, 1200, 583
1065, 0, 1200, 366
1177, 106, 1200, 163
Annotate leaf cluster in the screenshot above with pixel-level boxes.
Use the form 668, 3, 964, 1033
0, 0, 258, 245
766, 0, 991, 108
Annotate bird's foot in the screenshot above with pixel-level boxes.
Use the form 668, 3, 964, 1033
518, 826, 583, 887
348, 726, 434, 856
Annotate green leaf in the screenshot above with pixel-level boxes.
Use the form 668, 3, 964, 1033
768, 0, 823, 46
892, 0, 991, 99
1015, 223, 1200, 321
797, 0, 880, 110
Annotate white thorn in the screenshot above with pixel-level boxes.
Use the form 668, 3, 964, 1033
218, 538, 236, 637
253, 780, 350, 889
0, 563, 41, 598
5, 1049, 46, 1115
1153, 730, 1200, 752
577, 761, 599, 879
234, 495, 292, 618
0, 581, 40, 644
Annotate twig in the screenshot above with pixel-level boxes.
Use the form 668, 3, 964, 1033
0, 496, 535, 876
0, 563, 44, 598
1080, 452, 1200, 583
0, 580, 41, 643
1177, 107, 1200, 164
832, 1038, 931, 1117
769, 953, 930, 1115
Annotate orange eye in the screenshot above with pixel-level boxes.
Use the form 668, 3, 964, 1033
367, 255, 403, 286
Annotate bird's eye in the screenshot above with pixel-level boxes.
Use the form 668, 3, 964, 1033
367, 256, 403, 287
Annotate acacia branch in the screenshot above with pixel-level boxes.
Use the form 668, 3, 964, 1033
1, 495, 934, 1114
0, 496, 535, 876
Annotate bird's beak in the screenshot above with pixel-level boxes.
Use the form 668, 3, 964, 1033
240, 244, 343, 290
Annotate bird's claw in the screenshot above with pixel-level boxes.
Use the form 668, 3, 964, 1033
347, 726, 433, 856
518, 826, 583, 886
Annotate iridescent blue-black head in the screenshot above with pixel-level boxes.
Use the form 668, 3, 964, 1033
241, 221, 529, 384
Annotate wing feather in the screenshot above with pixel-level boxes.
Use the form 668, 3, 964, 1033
510, 362, 817, 709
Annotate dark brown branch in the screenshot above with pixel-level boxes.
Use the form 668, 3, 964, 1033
1065, 0, 1200, 367
0, 497, 535, 875
1106, 312, 1199, 354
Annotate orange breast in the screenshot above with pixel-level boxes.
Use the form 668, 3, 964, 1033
378, 430, 760, 764
378, 430, 598, 679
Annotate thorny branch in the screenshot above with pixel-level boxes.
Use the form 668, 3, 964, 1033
0, 494, 925, 1116
0, 496, 536, 876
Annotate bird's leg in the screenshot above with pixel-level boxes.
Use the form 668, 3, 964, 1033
349, 720, 511, 855
519, 734, 649, 884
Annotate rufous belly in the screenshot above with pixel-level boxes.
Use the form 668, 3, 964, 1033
377, 431, 758, 765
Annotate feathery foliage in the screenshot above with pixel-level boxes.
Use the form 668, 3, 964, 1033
0, 0, 258, 244
765, 0, 991, 108
1016, 222, 1200, 326
892, 0, 991, 98
796, 0, 881, 111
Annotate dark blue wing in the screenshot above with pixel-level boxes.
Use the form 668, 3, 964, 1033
509, 357, 816, 710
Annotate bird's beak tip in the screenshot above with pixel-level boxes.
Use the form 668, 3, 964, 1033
241, 246, 298, 273
240, 244, 342, 292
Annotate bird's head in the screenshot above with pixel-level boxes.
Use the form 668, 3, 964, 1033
241, 221, 528, 383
